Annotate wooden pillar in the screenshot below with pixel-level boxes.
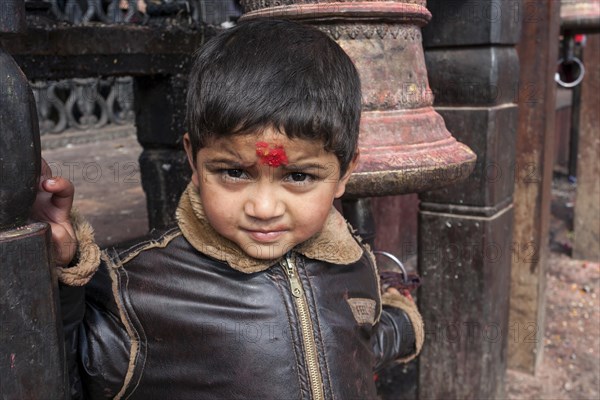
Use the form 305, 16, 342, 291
134, 75, 191, 230
417, 1, 521, 398
508, 0, 561, 374
573, 33, 600, 261
0, 1, 68, 397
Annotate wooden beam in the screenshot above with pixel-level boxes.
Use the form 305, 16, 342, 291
508, 0, 561, 374
574, 34, 600, 261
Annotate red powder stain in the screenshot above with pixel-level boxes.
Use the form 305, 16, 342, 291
10, 353, 15, 369
256, 142, 288, 167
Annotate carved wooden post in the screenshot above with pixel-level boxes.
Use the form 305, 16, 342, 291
0, 1, 68, 398
418, 1, 521, 398
564, 0, 600, 261
509, 0, 561, 374
574, 33, 600, 262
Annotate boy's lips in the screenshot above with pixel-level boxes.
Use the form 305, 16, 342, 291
243, 228, 288, 243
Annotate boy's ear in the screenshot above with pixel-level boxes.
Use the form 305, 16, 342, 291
183, 133, 200, 189
334, 150, 360, 199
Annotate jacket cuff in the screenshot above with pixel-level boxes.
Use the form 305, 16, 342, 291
56, 209, 101, 286
381, 292, 424, 363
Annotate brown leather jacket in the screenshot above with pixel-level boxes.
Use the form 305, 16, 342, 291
60, 185, 424, 400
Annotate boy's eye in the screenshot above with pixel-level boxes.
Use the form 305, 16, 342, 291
290, 173, 308, 182
286, 172, 315, 184
219, 168, 250, 182
226, 169, 244, 178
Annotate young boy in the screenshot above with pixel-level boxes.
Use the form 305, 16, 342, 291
39, 19, 423, 399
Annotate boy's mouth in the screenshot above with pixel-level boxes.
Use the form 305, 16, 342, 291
242, 228, 288, 243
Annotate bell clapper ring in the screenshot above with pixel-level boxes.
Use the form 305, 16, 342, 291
555, 57, 585, 88
373, 250, 409, 285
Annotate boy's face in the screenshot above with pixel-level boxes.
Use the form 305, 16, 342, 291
184, 128, 357, 260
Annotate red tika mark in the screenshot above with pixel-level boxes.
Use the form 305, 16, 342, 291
255, 141, 289, 167
10, 353, 15, 369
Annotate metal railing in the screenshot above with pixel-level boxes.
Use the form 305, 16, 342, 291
32, 77, 134, 134
47, 0, 241, 26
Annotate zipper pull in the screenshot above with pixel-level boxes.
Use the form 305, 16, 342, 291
283, 255, 303, 298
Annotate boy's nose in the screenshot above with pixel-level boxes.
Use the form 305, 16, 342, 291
244, 183, 285, 221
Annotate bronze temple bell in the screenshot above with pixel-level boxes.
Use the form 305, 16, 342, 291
561, 0, 600, 33
240, 0, 476, 197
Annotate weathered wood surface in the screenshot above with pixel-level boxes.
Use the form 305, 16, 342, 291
0, 47, 40, 229
1, 2, 68, 397
419, 206, 514, 399
574, 34, 600, 261
508, 0, 561, 374
4, 24, 202, 57
1, 21, 207, 80
0, 224, 68, 400
0, 1, 26, 33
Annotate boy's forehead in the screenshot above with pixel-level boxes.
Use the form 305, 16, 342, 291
204, 129, 330, 160
197, 131, 344, 176
234, 129, 289, 146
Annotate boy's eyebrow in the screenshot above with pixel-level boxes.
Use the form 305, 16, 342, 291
281, 162, 334, 171
203, 145, 249, 163
204, 144, 255, 163
202, 157, 253, 167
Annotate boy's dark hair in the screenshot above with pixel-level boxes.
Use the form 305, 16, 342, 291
186, 19, 362, 175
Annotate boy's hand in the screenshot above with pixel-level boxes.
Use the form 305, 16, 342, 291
30, 159, 77, 267
385, 287, 414, 302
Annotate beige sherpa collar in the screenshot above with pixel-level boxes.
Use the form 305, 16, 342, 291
175, 183, 364, 274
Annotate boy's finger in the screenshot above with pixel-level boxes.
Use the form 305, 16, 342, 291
43, 177, 75, 210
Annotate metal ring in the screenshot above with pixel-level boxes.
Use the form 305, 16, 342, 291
555, 57, 585, 88
373, 251, 408, 284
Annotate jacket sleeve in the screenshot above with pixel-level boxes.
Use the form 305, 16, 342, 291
371, 292, 424, 371
58, 212, 131, 399
56, 210, 101, 286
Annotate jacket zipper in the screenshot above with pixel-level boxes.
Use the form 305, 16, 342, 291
282, 254, 325, 400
